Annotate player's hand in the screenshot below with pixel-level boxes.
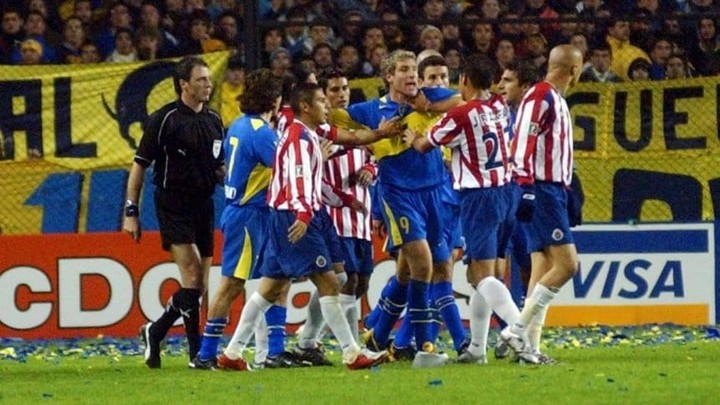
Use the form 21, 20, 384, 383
348, 199, 369, 216
376, 117, 406, 138
320, 139, 334, 162
288, 219, 308, 243
123, 216, 142, 242
407, 90, 430, 113
516, 186, 536, 223
402, 128, 419, 147
354, 169, 374, 187
372, 219, 387, 238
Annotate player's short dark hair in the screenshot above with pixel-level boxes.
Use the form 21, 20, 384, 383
503, 59, 540, 88
290, 82, 322, 115
173, 56, 208, 96
462, 54, 495, 90
318, 68, 346, 92
418, 55, 448, 80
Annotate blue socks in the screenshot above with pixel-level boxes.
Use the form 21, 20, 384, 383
198, 317, 228, 361
265, 305, 287, 357
433, 281, 467, 352
408, 280, 431, 350
372, 277, 408, 348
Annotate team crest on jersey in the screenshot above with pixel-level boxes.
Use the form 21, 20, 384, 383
213, 140, 222, 158
529, 122, 539, 136
294, 165, 304, 177
552, 228, 564, 241
316, 255, 328, 268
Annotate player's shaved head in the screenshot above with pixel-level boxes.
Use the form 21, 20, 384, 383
548, 44, 583, 73
546, 44, 584, 93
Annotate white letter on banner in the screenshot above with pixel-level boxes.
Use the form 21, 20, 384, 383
138, 263, 182, 325
286, 279, 314, 325
0, 267, 52, 330
59, 258, 133, 327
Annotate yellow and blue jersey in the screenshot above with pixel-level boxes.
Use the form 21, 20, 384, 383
223, 114, 277, 207
344, 87, 457, 190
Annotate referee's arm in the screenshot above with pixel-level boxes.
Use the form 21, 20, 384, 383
123, 162, 147, 242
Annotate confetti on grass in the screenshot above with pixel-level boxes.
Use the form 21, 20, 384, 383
1, 324, 717, 364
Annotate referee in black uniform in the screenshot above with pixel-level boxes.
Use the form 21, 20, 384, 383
123, 56, 225, 369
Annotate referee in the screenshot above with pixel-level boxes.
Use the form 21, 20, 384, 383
123, 56, 225, 369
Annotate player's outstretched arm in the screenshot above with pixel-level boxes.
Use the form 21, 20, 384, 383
317, 117, 405, 145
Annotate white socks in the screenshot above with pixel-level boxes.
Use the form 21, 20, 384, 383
512, 283, 556, 337
224, 292, 272, 359
298, 290, 324, 349
339, 293, 359, 341
319, 295, 360, 362
469, 290, 491, 356
253, 316, 268, 364
477, 277, 520, 326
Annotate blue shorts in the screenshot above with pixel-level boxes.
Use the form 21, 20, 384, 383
316, 209, 344, 264
524, 182, 575, 252
380, 184, 450, 262
460, 186, 512, 261
260, 210, 332, 280
220, 204, 270, 280
444, 202, 463, 250
339, 237, 374, 275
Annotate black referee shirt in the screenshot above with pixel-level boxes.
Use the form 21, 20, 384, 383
135, 100, 225, 194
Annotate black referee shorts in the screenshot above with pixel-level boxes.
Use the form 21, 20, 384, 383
154, 189, 214, 257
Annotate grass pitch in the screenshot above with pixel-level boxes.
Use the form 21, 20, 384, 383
1, 326, 719, 404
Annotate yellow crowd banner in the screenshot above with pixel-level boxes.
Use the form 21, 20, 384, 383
1, 64, 719, 234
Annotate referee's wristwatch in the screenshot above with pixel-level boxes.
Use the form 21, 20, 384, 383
125, 200, 139, 217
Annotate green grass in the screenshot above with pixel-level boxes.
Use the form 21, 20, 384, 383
2, 341, 720, 404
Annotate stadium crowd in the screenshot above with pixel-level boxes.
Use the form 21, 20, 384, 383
2, 0, 719, 82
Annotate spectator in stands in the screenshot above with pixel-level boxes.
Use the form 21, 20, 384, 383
338, 9, 364, 48
306, 19, 335, 55
688, 16, 720, 76
336, 42, 363, 79
689, 0, 720, 14
18, 38, 43, 65
261, 27, 284, 66
627, 57, 651, 81
181, 9, 226, 55
215, 11, 242, 54
556, 11, 581, 46
361, 42, 388, 77
444, 45, 463, 84
269, 46, 292, 78
380, 6, 410, 52
660, 12, 690, 55
478, 0, 503, 21
95, 2, 134, 59
136, 27, 163, 61
648, 36, 673, 80
468, 21, 495, 56
420, 0, 446, 28
525, 32, 549, 75
312, 42, 335, 74
219, 54, 245, 127
28, 0, 61, 35
162, 0, 187, 41
495, 37, 516, 71
106, 27, 137, 63
1, 8, 25, 63
138, 2, 181, 57
259, 0, 289, 20
665, 52, 692, 79
79, 41, 101, 63
15, 10, 58, 64
73, 0, 95, 32
628, 8, 656, 53
606, 16, 651, 81
522, 0, 560, 36
58, 16, 85, 63
282, 6, 308, 58
569, 31, 590, 68
579, 41, 623, 82
418, 25, 444, 54
498, 11, 523, 43
359, 24, 385, 70
575, 0, 602, 14
440, 12, 462, 51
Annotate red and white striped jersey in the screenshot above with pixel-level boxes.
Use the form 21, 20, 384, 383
511, 81, 574, 187
428, 93, 512, 189
324, 147, 376, 241
276, 105, 294, 134
267, 119, 324, 224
